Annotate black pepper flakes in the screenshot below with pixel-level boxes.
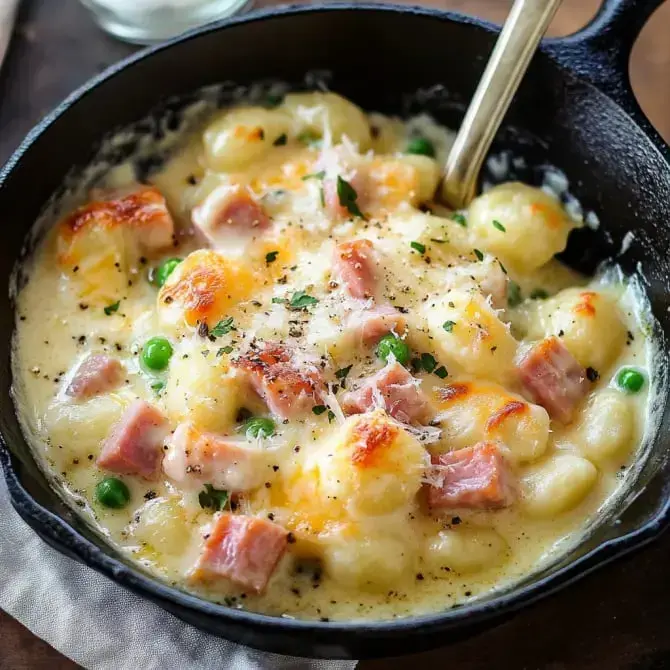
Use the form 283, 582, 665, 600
586, 366, 600, 382
287, 532, 296, 544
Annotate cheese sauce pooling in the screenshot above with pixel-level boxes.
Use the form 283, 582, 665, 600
12, 92, 653, 620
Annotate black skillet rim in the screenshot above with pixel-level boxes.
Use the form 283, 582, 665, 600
2, 0, 670, 641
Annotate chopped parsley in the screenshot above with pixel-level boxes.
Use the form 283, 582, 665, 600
498, 260, 508, 275
434, 366, 448, 379
288, 291, 318, 310
198, 484, 229, 512
327, 410, 336, 423
442, 320, 456, 333
430, 238, 448, 244
150, 380, 165, 394
410, 241, 426, 254
312, 405, 328, 416
265, 93, 283, 108
492, 219, 506, 232
297, 130, 321, 146
451, 213, 467, 227
217, 345, 234, 357
335, 365, 353, 380
209, 316, 236, 337
104, 301, 120, 316
302, 171, 325, 181
530, 288, 549, 300
336, 176, 365, 219
265, 250, 279, 264
273, 133, 288, 146
272, 297, 288, 304
473, 248, 484, 261
420, 352, 437, 373
508, 281, 523, 307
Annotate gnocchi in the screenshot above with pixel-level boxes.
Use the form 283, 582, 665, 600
12, 90, 653, 623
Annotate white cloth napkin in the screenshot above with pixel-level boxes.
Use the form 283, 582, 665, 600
0, 475, 357, 670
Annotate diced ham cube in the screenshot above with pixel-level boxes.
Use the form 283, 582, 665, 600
346, 304, 407, 345
332, 239, 377, 299
192, 184, 270, 249
59, 185, 175, 254
163, 422, 263, 492
232, 342, 325, 419
97, 400, 168, 478
191, 513, 288, 594
426, 441, 515, 510
66, 354, 124, 400
518, 336, 589, 423
342, 362, 431, 424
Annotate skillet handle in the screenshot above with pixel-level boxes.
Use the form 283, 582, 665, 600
544, 0, 666, 110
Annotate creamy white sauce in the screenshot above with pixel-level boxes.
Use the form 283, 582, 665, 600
10, 90, 659, 621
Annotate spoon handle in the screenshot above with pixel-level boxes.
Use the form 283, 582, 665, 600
442, 0, 562, 209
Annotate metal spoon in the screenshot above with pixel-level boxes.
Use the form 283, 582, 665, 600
442, 0, 563, 209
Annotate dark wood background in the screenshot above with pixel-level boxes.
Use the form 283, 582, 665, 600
1, 1, 670, 668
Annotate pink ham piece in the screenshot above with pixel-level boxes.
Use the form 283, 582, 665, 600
342, 362, 431, 424
332, 238, 377, 299
97, 400, 168, 478
66, 354, 124, 400
231, 342, 325, 419
163, 422, 263, 492
426, 441, 515, 510
518, 336, 589, 423
192, 184, 270, 248
346, 304, 407, 346
191, 513, 288, 594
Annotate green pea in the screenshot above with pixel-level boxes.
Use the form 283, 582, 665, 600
616, 367, 645, 394
244, 417, 276, 439
406, 137, 436, 158
376, 334, 411, 366
152, 258, 182, 288
141, 336, 173, 371
95, 477, 130, 509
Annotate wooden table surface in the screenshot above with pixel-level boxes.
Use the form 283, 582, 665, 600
1, 1, 670, 668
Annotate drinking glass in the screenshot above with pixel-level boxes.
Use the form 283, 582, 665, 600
80, 0, 253, 44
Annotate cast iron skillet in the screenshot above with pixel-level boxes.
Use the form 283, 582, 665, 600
1, 0, 669, 660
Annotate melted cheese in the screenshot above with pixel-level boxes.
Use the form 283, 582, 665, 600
11, 93, 655, 622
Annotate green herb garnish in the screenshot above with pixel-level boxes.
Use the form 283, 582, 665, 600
312, 405, 328, 416
265, 250, 279, 264
198, 484, 229, 512
473, 248, 484, 261
335, 365, 353, 380
273, 133, 287, 146
442, 320, 456, 333
288, 291, 318, 310
209, 317, 236, 337
451, 213, 467, 227
420, 352, 437, 373
507, 281, 523, 307
530, 288, 549, 300
410, 241, 426, 254
336, 176, 365, 219
492, 220, 506, 232
104, 301, 120, 316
